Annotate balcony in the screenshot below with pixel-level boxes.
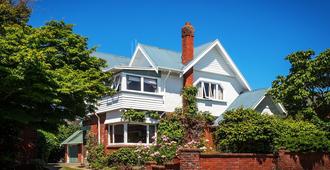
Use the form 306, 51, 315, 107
96, 90, 164, 113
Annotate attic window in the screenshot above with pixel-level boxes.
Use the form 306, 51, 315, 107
197, 82, 223, 100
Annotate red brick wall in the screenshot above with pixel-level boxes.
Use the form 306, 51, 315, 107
200, 153, 275, 170
178, 149, 330, 170
277, 150, 330, 170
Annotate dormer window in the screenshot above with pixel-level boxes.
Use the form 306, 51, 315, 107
196, 81, 223, 100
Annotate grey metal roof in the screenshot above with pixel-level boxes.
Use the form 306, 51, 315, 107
92, 52, 130, 70
139, 44, 183, 70
92, 41, 215, 71
61, 130, 83, 145
213, 88, 267, 125
194, 41, 214, 58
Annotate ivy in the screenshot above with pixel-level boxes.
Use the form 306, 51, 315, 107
122, 109, 146, 122
182, 86, 198, 115
121, 109, 160, 122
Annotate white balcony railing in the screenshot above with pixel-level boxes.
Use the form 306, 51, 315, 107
96, 90, 164, 113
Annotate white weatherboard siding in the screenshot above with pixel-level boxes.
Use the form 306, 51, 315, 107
194, 48, 234, 76
130, 50, 153, 68
193, 46, 246, 116
194, 71, 243, 116
161, 72, 183, 112
96, 91, 164, 114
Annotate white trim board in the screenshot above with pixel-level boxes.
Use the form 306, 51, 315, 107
182, 39, 251, 91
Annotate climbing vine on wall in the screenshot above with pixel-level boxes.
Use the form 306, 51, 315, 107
182, 86, 198, 115
121, 109, 160, 122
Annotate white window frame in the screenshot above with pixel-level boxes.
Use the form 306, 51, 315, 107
108, 123, 157, 146
123, 73, 160, 94
111, 74, 122, 91
196, 81, 224, 101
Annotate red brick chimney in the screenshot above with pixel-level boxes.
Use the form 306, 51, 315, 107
182, 22, 194, 87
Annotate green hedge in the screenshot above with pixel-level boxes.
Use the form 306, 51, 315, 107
214, 108, 329, 153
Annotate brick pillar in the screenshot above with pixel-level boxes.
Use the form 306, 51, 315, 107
179, 148, 201, 170
204, 126, 215, 151
145, 161, 157, 170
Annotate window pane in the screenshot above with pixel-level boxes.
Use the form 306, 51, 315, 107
149, 125, 156, 143
127, 124, 146, 143
108, 125, 113, 144
210, 83, 216, 99
114, 124, 124, 143
112, 76, 121, 91
203, 83, 210, 98
218, 85, 223, 100
127, 75, 141, 91
144, 78, 157, 92
197, 83, 203, 97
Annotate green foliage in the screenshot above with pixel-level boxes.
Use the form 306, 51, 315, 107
86, 134, 107, 170
157, 113, 185, 144
215, 108, 278, 153
36, 129, 60, 162
0, 17, 113, 130
214, 108, 330, 153
152, 136, 178, 165
57, 123, 81, 143
275, 119, 330, 152
107, 147, 139, 167
182, 86, 198, 115
121, 109, 146, 122
268, 49, 330, 121
146, 111, 160, 120
199, 111, 216, 125
0, 0, 30, 26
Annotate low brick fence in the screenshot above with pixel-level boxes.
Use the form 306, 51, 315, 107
175, 149, 329, 170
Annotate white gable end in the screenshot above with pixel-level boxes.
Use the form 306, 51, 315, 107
130, 50, 153, 67
194, 47, 235, 76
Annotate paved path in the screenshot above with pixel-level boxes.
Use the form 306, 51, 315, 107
46, 163, 90, 170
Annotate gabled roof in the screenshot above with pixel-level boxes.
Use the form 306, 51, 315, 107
213, 89, 269, 126
139, 44, 183, 71
227, 88, 267, 111
93, 40, 250, 91
92, 52, 130, 71
61, 130, 83, 145
182, 39, 251, 91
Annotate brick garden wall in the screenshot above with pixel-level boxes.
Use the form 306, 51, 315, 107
177, 149, 330, 170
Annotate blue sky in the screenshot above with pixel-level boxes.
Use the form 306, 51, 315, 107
28, 0, 330, 89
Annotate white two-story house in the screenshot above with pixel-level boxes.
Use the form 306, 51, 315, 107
62, 23, 286, 162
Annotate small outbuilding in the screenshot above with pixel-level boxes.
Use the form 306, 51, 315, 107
61, 130, 84, 163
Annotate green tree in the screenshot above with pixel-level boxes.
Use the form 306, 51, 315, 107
268, 50, 329, 121
0, 6, 113, 131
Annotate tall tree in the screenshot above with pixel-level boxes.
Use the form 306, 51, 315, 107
0, 0, 113, 130
268, 49, 330, 121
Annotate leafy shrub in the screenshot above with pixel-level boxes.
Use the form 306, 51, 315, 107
36, 129, 60, 162
214, 108, 278, 153
157, 113, 185, 144
86, 134, 107, 170
199, 111, 216, 125
107, 147, 138, 166
214, 108, 330, 153
275, 119, 330, 152
182, 86, 198, 115
122, 109, 146, 122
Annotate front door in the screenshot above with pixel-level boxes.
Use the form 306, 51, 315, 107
69, 144, 78, 163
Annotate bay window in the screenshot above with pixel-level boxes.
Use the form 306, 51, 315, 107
144, 78, 157, 92
126, 74, 158, 93
112, 75, 121, 91
197, 81, 223, 100
108, 123, 156, 145
127, 75, 141, 91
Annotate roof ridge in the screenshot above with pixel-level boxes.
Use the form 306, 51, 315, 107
93, 51, 129, 58
138, 43, 181, 54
